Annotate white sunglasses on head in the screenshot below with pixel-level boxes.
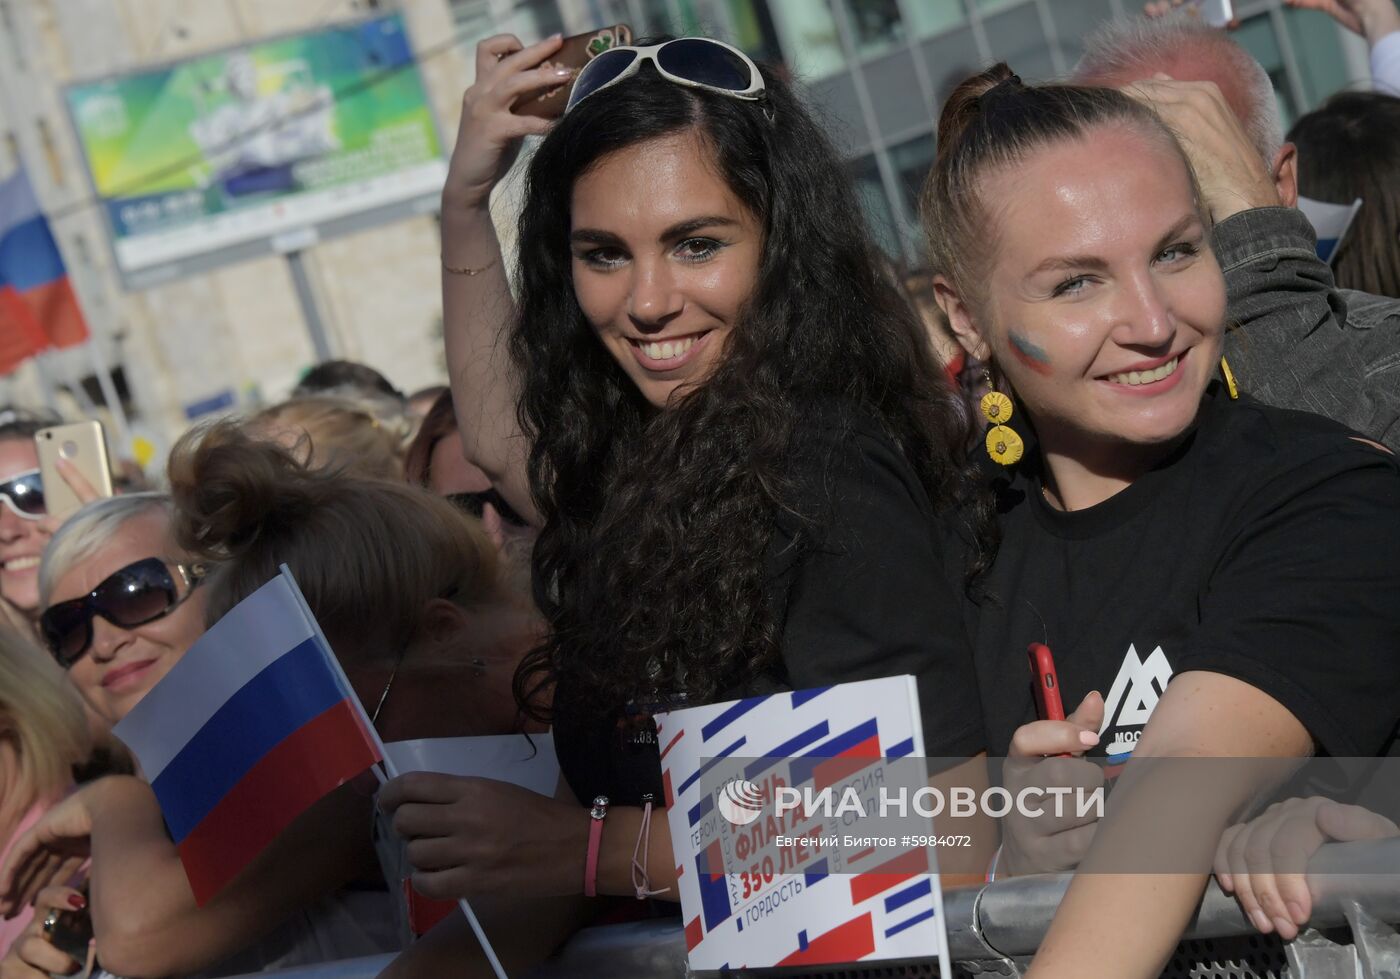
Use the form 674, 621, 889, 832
565, 38, 766, 115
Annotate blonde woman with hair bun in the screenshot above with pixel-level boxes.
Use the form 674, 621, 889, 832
249, 395, 413, 481
0, 630, 89, 956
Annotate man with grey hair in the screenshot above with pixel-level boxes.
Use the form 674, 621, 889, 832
1075, 16, 1298, 210
1071, 13, 1400, 450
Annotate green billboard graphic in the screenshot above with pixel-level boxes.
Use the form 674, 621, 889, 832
66, 14, 446, 287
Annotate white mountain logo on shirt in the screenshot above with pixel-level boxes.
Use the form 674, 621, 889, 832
1098, 644, 1174, 763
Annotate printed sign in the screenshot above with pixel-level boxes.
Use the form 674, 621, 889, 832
656, 676, 951, 975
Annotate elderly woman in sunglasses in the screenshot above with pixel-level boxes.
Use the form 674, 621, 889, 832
35, 495, 206, 729
376, 30, 991, 970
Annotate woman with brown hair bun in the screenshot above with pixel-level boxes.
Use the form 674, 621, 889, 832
925, 63, 1400, 975
165, 419, 516, 717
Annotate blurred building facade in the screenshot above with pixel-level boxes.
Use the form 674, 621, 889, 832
0, 0, 1371, 460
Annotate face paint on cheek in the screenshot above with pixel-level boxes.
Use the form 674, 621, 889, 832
1008, 331, 1053, 377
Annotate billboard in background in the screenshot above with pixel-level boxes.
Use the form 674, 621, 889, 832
65, 14, 447, 289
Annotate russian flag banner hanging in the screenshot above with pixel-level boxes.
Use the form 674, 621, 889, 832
113, 573, 382, 905
0, 168, 88, 375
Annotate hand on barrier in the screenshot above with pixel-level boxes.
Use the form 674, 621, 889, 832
378, 772, 591, 901
1283, 0, 1400, 45
0, 788, 97, 920
444, 33, 571, 213
0, 885, 87, 979
1214, 796, 1400, 940
1121, 75, 1282, 221
1000, 691, 1106, 877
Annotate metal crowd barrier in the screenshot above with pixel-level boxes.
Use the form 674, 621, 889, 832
229, 839, 1400, 978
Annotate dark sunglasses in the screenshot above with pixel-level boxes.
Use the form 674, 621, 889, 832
40, 557, 206, 668
446, 489, 528, 528
565, 38, 765, 115
0, 469, 45, 520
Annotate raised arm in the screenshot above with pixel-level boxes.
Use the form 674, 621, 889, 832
442, 34, 572, 526
1282, 0, 1400, 48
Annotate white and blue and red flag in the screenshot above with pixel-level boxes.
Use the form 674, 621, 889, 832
0, 167, 88, 375
113, 573, 381, 905
1298, 195, 1362, 266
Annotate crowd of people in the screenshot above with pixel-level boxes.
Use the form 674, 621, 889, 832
1, 2, 1399, 977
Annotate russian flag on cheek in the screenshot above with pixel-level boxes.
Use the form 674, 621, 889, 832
113, 575, 382, 906
0, 168, 88, 374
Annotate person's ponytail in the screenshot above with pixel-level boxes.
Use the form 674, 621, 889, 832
168, 420, 499, 665
934, 62, 1019, 172
168, 420, 321, 564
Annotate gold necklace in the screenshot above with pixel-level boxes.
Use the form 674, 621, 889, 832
1039, 481, 1072, 512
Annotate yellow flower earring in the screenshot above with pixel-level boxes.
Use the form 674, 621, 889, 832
980, 375, 1024, 466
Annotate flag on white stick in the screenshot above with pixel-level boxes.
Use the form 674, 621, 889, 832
1297, 196, 1362, 266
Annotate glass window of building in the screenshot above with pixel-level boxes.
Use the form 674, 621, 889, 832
1233, 13, 1298, 129
904, 0, 965, 39
767, 0, 846, 78
450, 0, 498, 67
451, 0, 563, 55
843, 0, 906, 55
890, 132, 936, 219
981, 1, 1056, 81
630, 0, 682, 35
971, 0, 1027, 15
919, 22, 982, 104
1281, 6, 1351, 108
849, 154, 903, 258
1046, 0, 1116, 68
721, 0, 785, 64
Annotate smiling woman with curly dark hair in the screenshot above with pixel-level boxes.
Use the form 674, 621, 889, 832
374, 34, 994, 942
510, 49, 980, 724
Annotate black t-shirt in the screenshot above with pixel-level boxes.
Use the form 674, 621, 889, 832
967, 388, 1400, 761
554, 403, 985, 806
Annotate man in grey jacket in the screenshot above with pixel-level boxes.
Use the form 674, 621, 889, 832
1075, 16, 1400, 449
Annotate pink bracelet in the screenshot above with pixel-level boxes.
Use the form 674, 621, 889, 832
631, 793, 671, 900
584, 795, 609, 897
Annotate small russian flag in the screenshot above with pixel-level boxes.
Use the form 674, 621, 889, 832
113, 573, 382, 905
0, 167, 88, 375
1297, 195, 1363, 266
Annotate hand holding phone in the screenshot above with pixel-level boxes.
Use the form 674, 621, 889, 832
444, 25, 632, 211
513, 25, 633, 119
35, 422, 114, 523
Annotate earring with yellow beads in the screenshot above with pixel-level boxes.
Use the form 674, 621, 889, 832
980, 372, 1024, 466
